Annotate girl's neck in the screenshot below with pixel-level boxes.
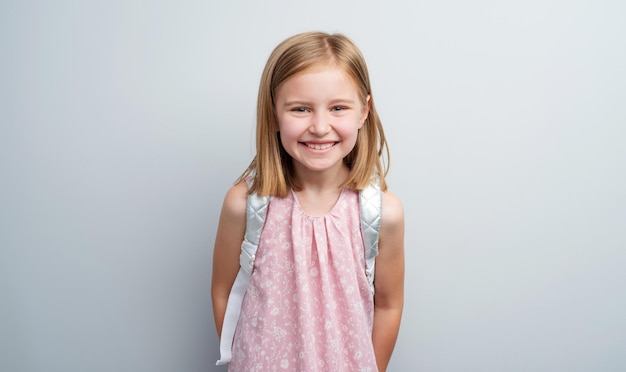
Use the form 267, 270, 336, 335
291, 163, 349, 216
292, 163, 349, 192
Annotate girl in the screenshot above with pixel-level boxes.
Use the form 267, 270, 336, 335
211, 31, 404, 371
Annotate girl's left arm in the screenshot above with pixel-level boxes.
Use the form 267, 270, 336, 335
372, 190, 405, 372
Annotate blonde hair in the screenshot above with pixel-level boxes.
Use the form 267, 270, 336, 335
238, 31, 389, 197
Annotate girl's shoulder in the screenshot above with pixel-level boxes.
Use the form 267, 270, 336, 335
381, 190, 404, 230
221, 181, 249, 221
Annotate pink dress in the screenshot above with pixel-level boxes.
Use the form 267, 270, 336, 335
230, 188, 377, 371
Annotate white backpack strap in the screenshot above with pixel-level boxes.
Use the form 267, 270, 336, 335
359, 180, 382, 294
241, 185, 270, 274
216, 269, 251, 365
216, 178, 269, 365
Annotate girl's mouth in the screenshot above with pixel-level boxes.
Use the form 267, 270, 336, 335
303, 142, 336, 150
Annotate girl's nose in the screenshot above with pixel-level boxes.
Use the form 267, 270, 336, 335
309, 112, 331, 135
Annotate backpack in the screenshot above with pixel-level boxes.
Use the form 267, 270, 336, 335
216, 179, 382, 365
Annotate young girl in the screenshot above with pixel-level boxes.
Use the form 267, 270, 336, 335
211, 31, 404, 371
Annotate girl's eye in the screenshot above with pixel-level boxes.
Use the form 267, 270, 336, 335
292, 107, 309, 113
332, 106, 347, 111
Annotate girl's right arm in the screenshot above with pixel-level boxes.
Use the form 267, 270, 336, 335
211, 181, 249, 338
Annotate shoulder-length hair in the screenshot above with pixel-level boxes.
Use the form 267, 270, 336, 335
238, 31, 389, 197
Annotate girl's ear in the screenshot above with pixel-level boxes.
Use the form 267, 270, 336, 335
359, 94, 371, 128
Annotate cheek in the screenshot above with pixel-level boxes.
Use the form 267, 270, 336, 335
277, 119, 300, 144
276, 117, 289, 134
277, 115, 307, 134
336, 116, 363, 136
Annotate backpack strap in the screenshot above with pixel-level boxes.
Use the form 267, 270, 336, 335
359, 180, 383, 294
240, 179, 270, 275
216, 178, 269, 365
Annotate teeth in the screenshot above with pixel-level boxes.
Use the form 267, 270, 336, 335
306, 143, 334, 150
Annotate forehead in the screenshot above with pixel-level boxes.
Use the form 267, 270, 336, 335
276, 64, 360, 96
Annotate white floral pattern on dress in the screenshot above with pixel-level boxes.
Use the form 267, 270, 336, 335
230, 188, 377, 371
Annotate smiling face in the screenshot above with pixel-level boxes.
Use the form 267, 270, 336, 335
274, 64, 369, 179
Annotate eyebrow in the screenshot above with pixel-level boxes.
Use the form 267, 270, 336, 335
282, 98, 357, 107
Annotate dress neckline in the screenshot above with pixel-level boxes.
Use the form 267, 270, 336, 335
290, 187, 347, 218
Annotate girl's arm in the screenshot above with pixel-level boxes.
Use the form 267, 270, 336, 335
211, 181, 248, 338
372, 190, 405, 372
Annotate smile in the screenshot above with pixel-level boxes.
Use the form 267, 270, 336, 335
304, 142, 336, 150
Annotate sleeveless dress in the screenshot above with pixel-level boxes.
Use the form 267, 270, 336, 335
229, 188, 377, 371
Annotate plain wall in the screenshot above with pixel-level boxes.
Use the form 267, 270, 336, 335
1, 0, 625, 371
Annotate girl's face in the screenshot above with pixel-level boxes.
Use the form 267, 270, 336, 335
274, 65, 369, 177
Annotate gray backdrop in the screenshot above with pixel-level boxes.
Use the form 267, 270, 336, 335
1, 0, 625, 371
